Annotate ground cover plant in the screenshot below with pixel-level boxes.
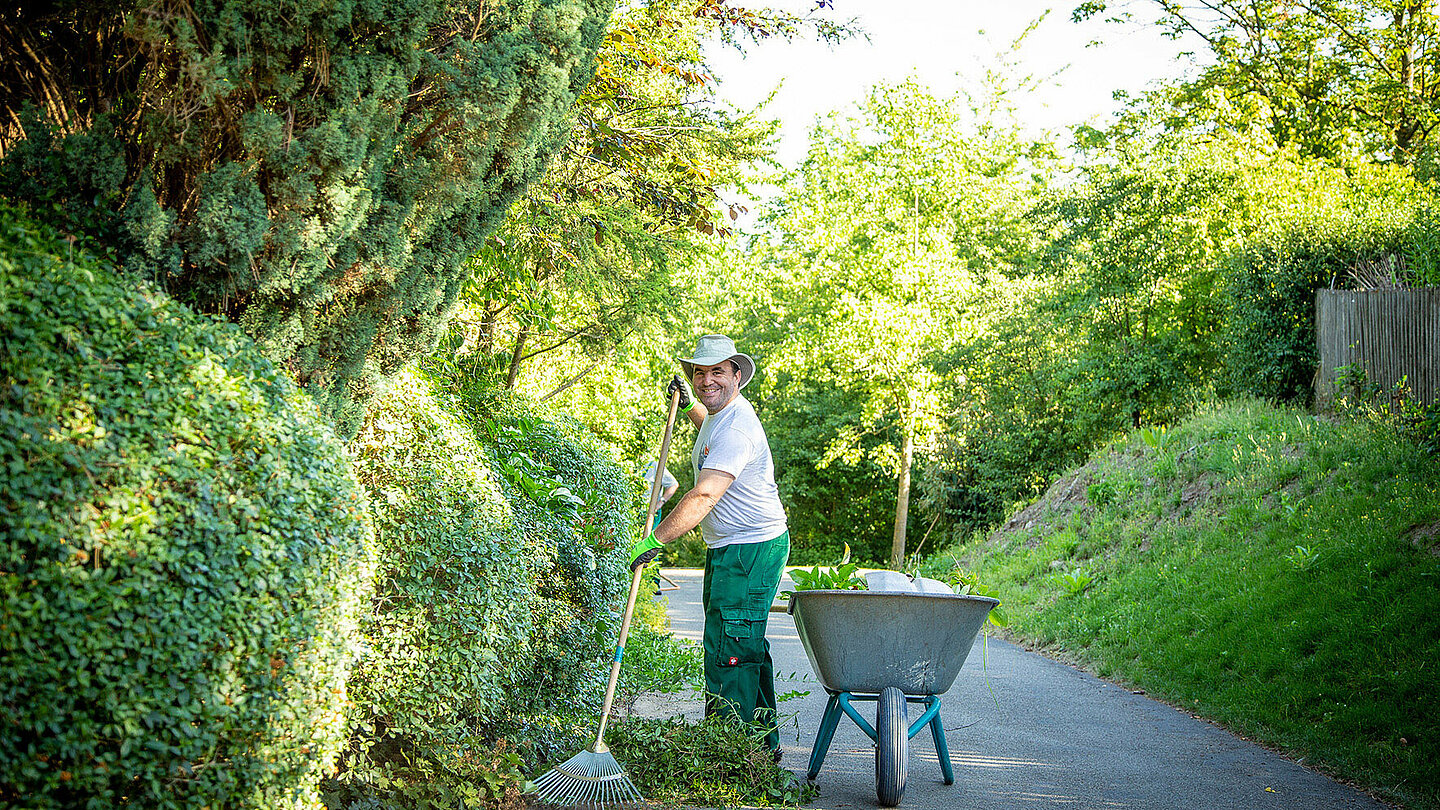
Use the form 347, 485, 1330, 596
924, 399, 1440, 809
0, 204, 375, 808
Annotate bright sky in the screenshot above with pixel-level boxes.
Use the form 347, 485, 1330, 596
705, 0, 1205, 167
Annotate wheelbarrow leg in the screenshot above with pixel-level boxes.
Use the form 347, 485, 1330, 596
925, 695, 954, 785
807, 691, 845, 781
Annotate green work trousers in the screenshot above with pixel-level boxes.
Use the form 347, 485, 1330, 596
701, 531, 790, 752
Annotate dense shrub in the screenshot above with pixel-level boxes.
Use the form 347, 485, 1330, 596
329, 370, 633, 805
0, 204, 375, 808
467, 389, 634, 727
1218, 220, 1411, 403
1, 0, 615, 437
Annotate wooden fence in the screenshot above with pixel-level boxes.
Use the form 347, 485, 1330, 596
1315, 288, 1440, 407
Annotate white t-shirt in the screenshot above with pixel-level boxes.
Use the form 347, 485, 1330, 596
691, 395, 788, 548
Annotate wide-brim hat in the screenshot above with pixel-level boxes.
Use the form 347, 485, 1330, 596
678, 334, 755, 390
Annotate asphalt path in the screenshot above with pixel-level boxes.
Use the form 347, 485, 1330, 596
630, 568, 1391, 810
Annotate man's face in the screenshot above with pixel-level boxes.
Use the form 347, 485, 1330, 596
691, 361, 742, 414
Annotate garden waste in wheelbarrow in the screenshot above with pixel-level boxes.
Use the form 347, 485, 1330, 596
787, 588, 999, 807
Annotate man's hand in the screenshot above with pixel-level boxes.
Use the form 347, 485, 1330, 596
667, 375, 692, 412
629, 533, 663, 571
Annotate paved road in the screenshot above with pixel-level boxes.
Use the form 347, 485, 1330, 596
631, 568, 1392, 810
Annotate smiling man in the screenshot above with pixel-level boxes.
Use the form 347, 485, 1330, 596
628, 334, 790, 757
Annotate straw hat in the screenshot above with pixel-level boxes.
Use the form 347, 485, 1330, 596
678, 334, 755, 389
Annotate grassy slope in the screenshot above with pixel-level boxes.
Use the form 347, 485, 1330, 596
922, 400, 1440, 810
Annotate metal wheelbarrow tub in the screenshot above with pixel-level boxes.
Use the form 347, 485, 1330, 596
788, 589, 999, 695
787, 589, 999, 807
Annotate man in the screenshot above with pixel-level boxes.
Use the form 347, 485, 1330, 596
629, 334, 790, 755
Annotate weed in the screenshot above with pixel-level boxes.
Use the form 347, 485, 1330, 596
1057, 567, 1094, 596
945, 568, 1009, 627
1284, 544, 1322, 571
782, 561, 866, 596
1087, 478, 1117, 506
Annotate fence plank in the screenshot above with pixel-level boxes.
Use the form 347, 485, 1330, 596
1315, 288, 1440, 407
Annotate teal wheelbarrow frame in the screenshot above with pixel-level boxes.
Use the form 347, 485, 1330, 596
787, 590, 998, 807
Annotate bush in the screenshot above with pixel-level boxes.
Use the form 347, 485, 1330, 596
329, 372, 634, 805
1219, 219, 1411, 404
333, 371, 540, 806
468, 389, 634, 727
1, 0, 616, 437
0, 203, 375, 808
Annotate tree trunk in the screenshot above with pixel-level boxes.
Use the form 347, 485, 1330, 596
505, 327, 528, 389
890, 425, 913, 568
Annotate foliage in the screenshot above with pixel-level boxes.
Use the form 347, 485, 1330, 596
1331, 363, 1440, 456
737, 75, 1053, 565
1218, 215, 1416, 404
335, 371, 542, 804
604, 715, 814, 807
781, 562, 866, 596
761, 379, 897, 564
331, 368, 635, 807
446, 0, 853, 397
944, 569, 1009, 627
619, 594, 704, 698
0, 0, 616, 437
0, 203, 375, 808
1082, 0, 1440, 165
431, 373, 636, 722
930, 399, 1440, 809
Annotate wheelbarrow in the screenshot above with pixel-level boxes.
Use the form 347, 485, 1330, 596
787, 589, 999, 807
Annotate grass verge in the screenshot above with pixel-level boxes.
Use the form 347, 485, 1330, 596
923, 399, 1439, 809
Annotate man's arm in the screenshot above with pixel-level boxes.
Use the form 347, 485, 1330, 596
684, 403, 705, 429
653, 468, 734, 544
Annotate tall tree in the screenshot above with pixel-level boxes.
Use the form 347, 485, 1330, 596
0, 0, 614, 436
753, 78, 1045, 566
1079, 0, 1440, 164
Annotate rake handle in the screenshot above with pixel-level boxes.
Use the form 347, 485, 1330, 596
593, 387, 683, 751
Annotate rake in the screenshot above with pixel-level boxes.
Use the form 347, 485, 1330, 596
531, 387, 683, 808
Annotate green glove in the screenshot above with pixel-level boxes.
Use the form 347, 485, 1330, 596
629, 533, 663, 571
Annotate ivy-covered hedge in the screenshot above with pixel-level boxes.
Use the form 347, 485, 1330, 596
0, 204, 376, 808
330, 370, 632, 805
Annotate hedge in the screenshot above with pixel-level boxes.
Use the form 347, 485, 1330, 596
0, 204, 376, 809
328, 370, 634, 805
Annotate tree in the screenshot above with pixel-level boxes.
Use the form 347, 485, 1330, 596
447, 0, 855, 400
1079, 0, 1440, 165
0, 0, 615, 436
751, 77, 1046, 566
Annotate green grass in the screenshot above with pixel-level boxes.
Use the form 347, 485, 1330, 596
924, 400, 1440, 810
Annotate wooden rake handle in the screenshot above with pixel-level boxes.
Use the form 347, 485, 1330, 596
592, 387, 683, 751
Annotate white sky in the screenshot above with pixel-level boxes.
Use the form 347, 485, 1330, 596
705, 0, 1205, 167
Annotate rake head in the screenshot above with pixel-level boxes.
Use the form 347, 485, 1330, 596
531, 748, 644, 809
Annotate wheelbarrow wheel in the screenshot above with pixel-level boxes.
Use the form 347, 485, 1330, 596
876, 687, 908, 807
